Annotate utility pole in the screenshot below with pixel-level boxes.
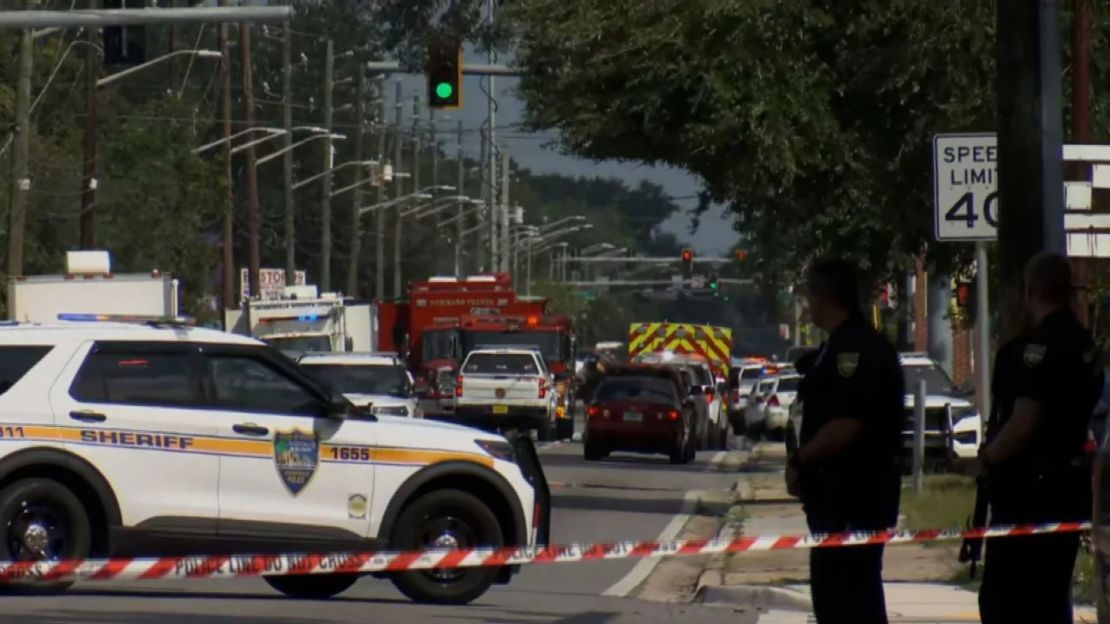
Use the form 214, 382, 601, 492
240, 22, 262, 298
412, 94, 421, 195
484, 0, 497, 272
219, 0, 234, 311
320, 38, 334, 291
500, 149, 511, 273
489, 146, 499, 271
394, 94, 421, 291
392, 81, 403, 299
79, 0, 99, 250
374, 79, 387, 301
346, 69, 367, 297
282, 19, 295, 282
7, 13, 32, 307
526, 237, 533, 295
1071, 0, 1093, 327
455, 120, 464, 277
996, 1, 1065, 335
429, 107, 437, 191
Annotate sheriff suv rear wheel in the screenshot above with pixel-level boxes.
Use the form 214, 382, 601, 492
389, 489, 504, 605
264, 573, 358, 599
0, 478, 91, 594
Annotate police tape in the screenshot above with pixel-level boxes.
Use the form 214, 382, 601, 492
0, 521, 1091, 583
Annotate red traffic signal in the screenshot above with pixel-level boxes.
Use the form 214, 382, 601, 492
735, 249, 749, 263
955, 281, 972, 307
681, 249, 694, 263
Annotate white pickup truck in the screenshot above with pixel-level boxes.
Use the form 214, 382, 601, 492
453, 348, 558, 439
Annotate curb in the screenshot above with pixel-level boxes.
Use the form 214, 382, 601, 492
693, 584, 813, 611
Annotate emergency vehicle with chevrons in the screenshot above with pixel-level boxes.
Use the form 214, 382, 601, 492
0, 316, 549, 604
628, 322, 734, 449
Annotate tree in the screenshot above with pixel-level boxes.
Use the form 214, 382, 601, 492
505, 0, 1094, 288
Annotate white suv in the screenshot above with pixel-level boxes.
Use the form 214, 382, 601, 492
0, 320, 548, 604
298, 352, 422, 419
454, 349, 558, 438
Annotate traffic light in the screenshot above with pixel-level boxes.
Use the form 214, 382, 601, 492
426, 32, 462, 109
955, 279, 973, 307
735, 249, 748, 263
681, 248, 694, 270
708, 272, 720, 293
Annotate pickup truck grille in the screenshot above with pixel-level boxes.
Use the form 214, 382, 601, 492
903, 407, 949, 433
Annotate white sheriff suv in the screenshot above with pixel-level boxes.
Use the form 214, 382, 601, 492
0, 319, 549, 604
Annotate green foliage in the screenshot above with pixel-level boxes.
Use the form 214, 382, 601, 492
503, 0, 1110, 290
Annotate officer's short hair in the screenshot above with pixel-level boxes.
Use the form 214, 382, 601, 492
1024, 252, 1072, 306
807, 259, 861, 311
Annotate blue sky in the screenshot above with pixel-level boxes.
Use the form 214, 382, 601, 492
387, 55, 739, 256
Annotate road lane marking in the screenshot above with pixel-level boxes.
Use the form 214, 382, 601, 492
602, 451, 730, 597
601, 490, 700, 597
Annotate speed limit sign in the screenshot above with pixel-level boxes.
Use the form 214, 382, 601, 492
933, 133, 998, 241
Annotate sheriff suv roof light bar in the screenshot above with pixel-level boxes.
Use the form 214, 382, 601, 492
57, 313, 193, 327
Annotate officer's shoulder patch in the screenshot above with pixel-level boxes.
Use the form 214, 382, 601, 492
1023, 343, 1047, 368
837, 352, 859, 378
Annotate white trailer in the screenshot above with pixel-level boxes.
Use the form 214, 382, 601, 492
224, 286, 376, 356
8, 251, 179, 323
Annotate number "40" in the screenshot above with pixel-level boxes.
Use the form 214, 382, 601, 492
945, 191, 999, 228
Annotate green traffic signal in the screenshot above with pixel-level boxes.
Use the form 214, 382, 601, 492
435, 82, 454, 100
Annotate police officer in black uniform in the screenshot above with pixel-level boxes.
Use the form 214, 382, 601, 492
786, 259, 905, 624
978, 253, 1103, 624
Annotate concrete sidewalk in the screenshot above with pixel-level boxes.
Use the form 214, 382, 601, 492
696, 442, 1099, 622
697, 581, 1097, 623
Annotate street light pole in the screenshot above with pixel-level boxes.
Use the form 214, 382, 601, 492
321, 38, 334, 291
80, 6, 99, 250
526, 236, 533, 296
347, 69, 367, 297
456, 120, 465, 277
392, 81, 404, 299
240, 22, 262, 298
219, 0, 234, 312
282, 19, 295, 282
374, 79, 387, 301
501, 150, 511, 274
7, 7, 32, 310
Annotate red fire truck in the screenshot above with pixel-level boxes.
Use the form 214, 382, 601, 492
375, 274, 548, 416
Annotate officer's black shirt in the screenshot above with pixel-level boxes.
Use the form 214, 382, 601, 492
798, 313, 904, 522
986, 336, 1026, 445
995, 309, 1102, 470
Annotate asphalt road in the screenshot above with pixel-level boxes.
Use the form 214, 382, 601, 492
0, 437, 751, 624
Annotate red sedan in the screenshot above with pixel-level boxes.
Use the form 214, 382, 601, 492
583, 366, 696, 464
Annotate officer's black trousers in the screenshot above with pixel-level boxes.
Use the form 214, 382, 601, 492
979, 473, 1087, 624
979, 531, 1078, 624
806, 513, 888, 624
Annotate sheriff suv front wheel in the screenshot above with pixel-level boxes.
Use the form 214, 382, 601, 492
0, 478, 92, 594
389, 489, 504, 605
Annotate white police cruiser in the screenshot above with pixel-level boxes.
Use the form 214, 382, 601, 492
0, 315, 549, 604
297, 351, 422, 418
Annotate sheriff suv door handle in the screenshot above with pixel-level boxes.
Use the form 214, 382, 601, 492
233, 423, 269, 436
69, 410, 106, 423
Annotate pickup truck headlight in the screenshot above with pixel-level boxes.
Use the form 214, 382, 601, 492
371, 405, 410, 417
952, 409, 979, 427
475, 439, 515, 462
